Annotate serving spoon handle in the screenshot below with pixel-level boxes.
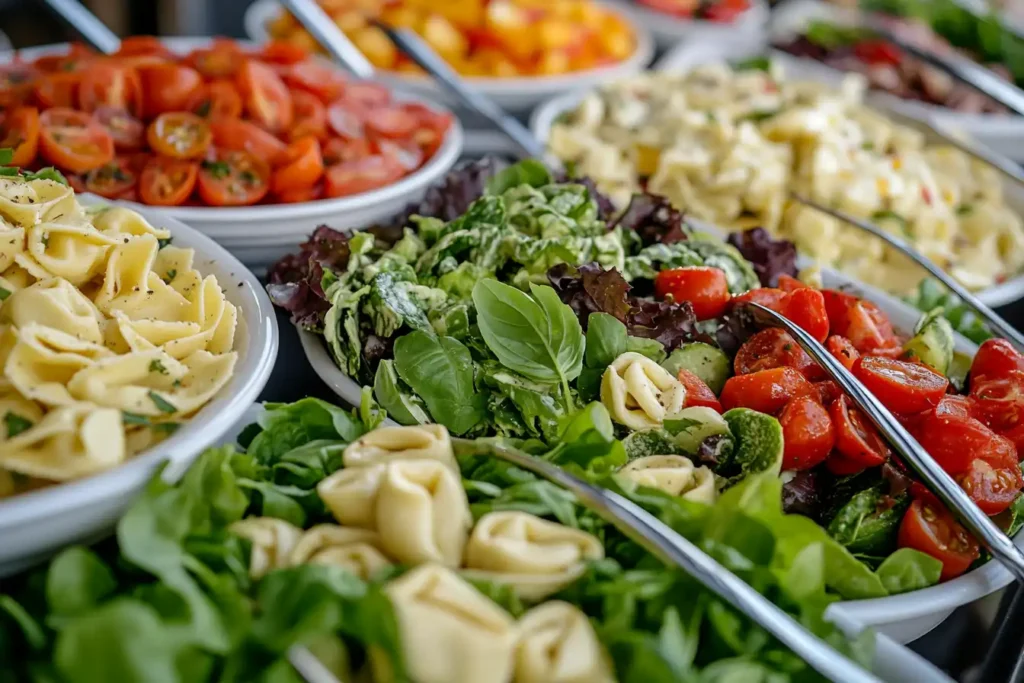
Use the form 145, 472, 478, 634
742, 301, 1024, 584
790, 193, 1024, 353
39, 0, 119, 54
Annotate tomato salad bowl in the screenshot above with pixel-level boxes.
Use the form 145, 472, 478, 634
0, 37, 464, 271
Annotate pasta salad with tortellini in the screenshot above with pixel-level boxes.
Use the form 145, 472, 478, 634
546, 61, 1024, 294
0, 175, 238, 497
0, 397, 876, 682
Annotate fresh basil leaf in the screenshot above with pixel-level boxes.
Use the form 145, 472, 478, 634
472, 280, 584, 392
394, 330, 485, 435
875, 548, 942, 594
373, 359, 430, 426
585, 312, 628, 369
485, 159, 552, 196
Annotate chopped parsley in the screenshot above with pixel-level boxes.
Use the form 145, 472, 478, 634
154, 422, 181, 435
739, 110, 779, 123
956, 204, 974, 216
158, 237, 173, 249
0, 148, 11, 165
733, 56, 772, 72
40, 233, 49, 248
861, 141, 875, 151
4, 411, 33, 437
121, 412, 151, 426
149, 359, 168, 375
0, 286, 10, 301
239, 169, 259, 185
164, 269, 178, 283
172, 378, 183, 389
148, 391, 177, 414
194, 100, 212, 117
201, 160, 231, 179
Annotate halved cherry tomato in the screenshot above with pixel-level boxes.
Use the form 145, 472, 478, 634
846, 301, 898, 353
730, 287, 786, 313
934, 394, 976, 419
779, 395, 835, 470
236, 60, 294, 133
76, 63, 142, 117
289, 89, 328, 141
276, 182, 323, 204
0, 107, 40, 166
197, 150, 271, 206
829, 395, 890, 473
38, 107, 114, 173
719, 366, 815, 414
854, 39, 902, 67
34, 72, 80, 109
138, 156, 199, 206
272, 136, 324, 195
186, 80, 243, 119
734, 328, 821, 380
323, 155, 404, 198
115, 36, 172, 58
285, 60, 349, 103
677, 369, 722, 413
852, 356, 948, 415
914, 414, 1017, 475
898, 499, 980, 581
970, 371, 1024, 432
260, 40, 310, 66
376, 138, 424, 171
323, 137, 370, 166
826, 335, 860, 372
343, 82, 391, 109
0, 63, 38, 108
138, 63, 203, 118
210, 118, 287, 160
970, 338, 1024, 381
821, 288, 859, 333
403, 102, 452, 157
365, 105, 418, 140
654, 267, 730, 320
957, 457, 1022, 515
83, 157, 138, 198
813, 379, 841, 405
146, 112, 212, 160
782, 288, 829, 343
32, 43, 92, 73
327, 101, 366, 140
92, 107, 145, 151
777, 274, 807, 292
703, 0, 748, 22
186, 42, 245, 79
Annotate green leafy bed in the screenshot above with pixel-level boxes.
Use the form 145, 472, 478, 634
0, 397, 898, 683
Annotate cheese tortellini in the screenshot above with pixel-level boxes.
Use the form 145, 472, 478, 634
382, 564, 519, 683
462, 511, 605, 600
618, 455, 718, 504
548, 64, 1024, 294
229, 517, 304, 579
601, 352, 686, 430
514, 601, 615, 683
0, 181, 240, 496
317, 458, 472, 567
343, 424, 454, 470
289, 524, 392, 580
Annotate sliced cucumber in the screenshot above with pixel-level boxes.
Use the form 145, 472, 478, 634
903, 307, 954, 375
723, 408, 784, 478
661, 342, 732, 394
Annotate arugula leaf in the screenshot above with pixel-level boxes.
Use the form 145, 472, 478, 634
248, 398, 364, 463
485, 159, 552, 196
394, 330, 486, 435
472, 280, 584, 402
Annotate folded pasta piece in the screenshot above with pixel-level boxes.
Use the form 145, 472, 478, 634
22, 220, 118, 287
90, 206, 171, 241
152, 244, 194, 287
381, 564, 518, 683
6, 323, 113, 405
0, 278, 105, 345
93, 234, 190, 322
0, 223, 24, 273
317, 463, 387, 528
0, 404, 125, 480
514, 601, 616, 683
617, 455, 718, 504
462, 511, 604, 600
228, 516, 304, 579
289, 524, 392, 579
159, 275, 236, 359
0, 384, 44, 438
343, 424, 454, 470
601, 352, 686, 430
0, 177, 76, 228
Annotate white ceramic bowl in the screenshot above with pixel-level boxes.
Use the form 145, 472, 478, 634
529, 58, 1024, 308
769, 0, 1024, 160
0, 199, 279, 577
244, 0, 655, 114
1, 38, 464, 274
611, 0, 770, 49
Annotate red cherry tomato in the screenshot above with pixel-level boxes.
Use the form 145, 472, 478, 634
259, 40, 310, 66
209, 118, 287, 161
323, 137, 370, 166
289, 89, 328, 141
813, 380, 841, 405
957, 457, 1022, 515
138, 63, 202, 118
76, 62, 142, 117
719, 366, 815, 415
971, 338, 1024, 381
970, 371, 1024, 432
828, 395, 890, 473
847, 301, 899, 353
323, 155, 404, 198
914, 414, 1017, 475
654, 267, 730, 320
826, 335, 860, 372
779, 395, 835, 470
38, 107, 114, 173
733, 328, 822, 380
186, 80, 243, 119
285, 60, 349, 104
0, 63, 37, 109
271, 136, 324, 195
781, 288, 829, 343
365, 104, 419, 140
197, 149, 271, 206
92, 106, 145, 151
236, 59, 294, 133
375, 138, 424, 171
83, 156, 138, 198
776, 274, 807, 292
186, 42, 245, 79
852, 356, 948, 415
898, 499, 979, 582
731, 287, 786, 313
327, 101, 366, 140
404, 102, 453, 157
343, 81, 392, 109
115, 36, 172, 58
146, 112, 212, 160
854, 39, 902, 67
676, 369, 722, 413
34, 72, 80, 109
821, 289, 859, 333
138, 156, 199, 206
0, 106, 40, 167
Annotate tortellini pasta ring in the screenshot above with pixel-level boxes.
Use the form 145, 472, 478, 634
0, 405, 125, 481
228, 516, 304, 579
342, 424, 454, 470
601, 352, 686, 430
514, 601, 616, 683
288, 524, 392, 580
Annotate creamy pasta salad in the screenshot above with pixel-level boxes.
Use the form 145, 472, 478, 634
547, 62, 1024, 293
0, 176, 238, 497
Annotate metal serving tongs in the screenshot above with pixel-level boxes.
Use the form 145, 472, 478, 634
453, 437, 950, 683
791, 194, 1024, 354
742, 300, 1024, 584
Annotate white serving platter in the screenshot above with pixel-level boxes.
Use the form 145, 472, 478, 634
1, 38, 464, 274
0, 198, 279, 577
243, 0, 656, 114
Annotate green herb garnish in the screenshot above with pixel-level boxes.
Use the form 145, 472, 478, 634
0, 286, 10, 301
149, 359, 168, 375
121, 412, 151, 426
4, 411, 33, 437
148, 391, 177, 414
201, 160, 231, 179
